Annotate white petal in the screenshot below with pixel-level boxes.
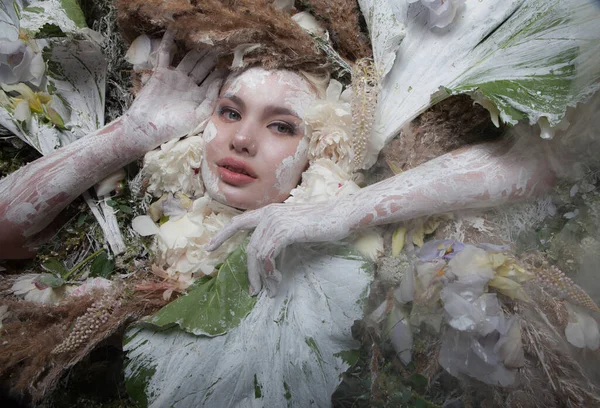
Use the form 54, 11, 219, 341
351, 230, 383, 261
13, 99, 31, 121
125, 34, 152, 65
95, 168, 126, 197
28, 52, 46, 86
231, 43, 261, 69
132, 215, 160, 236
495, 318, 525, 368
292, 12, 326, 37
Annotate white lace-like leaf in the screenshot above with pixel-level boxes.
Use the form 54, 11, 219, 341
124, 245, 372, 408
359, 0, 600, 168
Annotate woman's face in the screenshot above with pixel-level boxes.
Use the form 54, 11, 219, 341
201, 68, 317, 210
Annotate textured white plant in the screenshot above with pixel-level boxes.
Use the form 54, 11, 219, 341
305, 79, 354, 172
143, 136, 205, 198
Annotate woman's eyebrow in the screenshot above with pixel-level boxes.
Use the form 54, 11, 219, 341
220, 94, 246, 109
263, 105, 300, 119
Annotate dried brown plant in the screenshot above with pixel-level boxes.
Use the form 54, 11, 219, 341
115, 0, 330, 73
0, 279, 169, 404
299, 0, 372, 61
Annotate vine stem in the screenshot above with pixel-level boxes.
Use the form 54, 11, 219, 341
63, 248, 105, 280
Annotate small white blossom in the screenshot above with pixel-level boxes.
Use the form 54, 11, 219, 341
11, 274, 73, 305
285, 158, 360, 204
124, 34, 162, 71
305, 80, 354, 173
133, 195, 247, 286
143, 136, 205, 198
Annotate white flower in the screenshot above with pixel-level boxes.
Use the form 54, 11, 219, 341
351, 229, 384, 261
124, 34, 163, 71
447, 245, 495, 282
133, 195, 247, 285
0, 40, 45, 86
408, 0, 465, 29
11, 274, 74, 305
285, 158, 360, 204
305, 80, 354, 173
143, 136, 205, 198
0, 9, 46, 87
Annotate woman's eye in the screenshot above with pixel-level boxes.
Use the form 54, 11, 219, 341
218, 107, 241, 121
269, 122, 296, 136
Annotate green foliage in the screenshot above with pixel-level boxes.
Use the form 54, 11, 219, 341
149, 245, 257, 336
90, 251, 115, 278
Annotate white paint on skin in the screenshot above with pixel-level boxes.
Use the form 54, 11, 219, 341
201, 157, 226, 204
203, 120, 218, 144
274, 137, 309, 195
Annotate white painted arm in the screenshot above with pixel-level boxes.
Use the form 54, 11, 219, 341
207, 132, 556, 296
0, 30, 221, 259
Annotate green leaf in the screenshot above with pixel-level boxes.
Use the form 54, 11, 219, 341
42, 258, 68, 276
149, 245, 256, 336
34, 23, 66, 38
36, 273, 65, 289
76, 212, 87, 227
106, 199, 117, 207
408, 373, 428, 392
118, 205, 133, 214
362, 0, 600, 168
90, 252, 115, 278
59, 0, 87, 28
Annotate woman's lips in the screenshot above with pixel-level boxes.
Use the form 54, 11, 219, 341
216, 157, 257, 186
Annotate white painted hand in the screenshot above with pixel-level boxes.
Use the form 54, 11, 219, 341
123, 29, 223, 149
206, 202, 356, 296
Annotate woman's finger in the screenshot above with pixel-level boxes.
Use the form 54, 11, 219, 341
156, 28, 177, 68
176, 49, 208, 73
205, 210, 261, 251
189, 51, 218, 83
247, 252, 263, 295
194, 69, 226, 100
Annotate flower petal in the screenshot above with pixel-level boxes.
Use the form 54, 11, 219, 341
13, 99, 31, 121
132, 215, 160, 236
125, 34, 152, 65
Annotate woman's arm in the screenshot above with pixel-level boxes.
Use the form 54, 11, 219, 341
208, 129, 557, 295
0, 30, 221, 259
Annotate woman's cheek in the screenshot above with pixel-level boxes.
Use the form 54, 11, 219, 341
273, 137, 309, 194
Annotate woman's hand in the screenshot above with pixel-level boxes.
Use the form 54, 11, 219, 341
122, 29, 223, 150
206, 202, 356, 296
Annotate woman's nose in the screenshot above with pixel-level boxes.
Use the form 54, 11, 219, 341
230, 129, 257, 156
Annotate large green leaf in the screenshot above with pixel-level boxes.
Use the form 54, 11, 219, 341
124, 244, 373, 408
148, 245, 257, 337
358, 0, 600, 168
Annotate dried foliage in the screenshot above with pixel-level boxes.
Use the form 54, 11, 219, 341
0, 278, 169, 404
351, 58, 379, 169
115, 0, 329, 73
300, 0, 372, 61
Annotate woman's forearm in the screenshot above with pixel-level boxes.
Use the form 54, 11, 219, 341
343, 135, 556, 229
0, 116, 159, 257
